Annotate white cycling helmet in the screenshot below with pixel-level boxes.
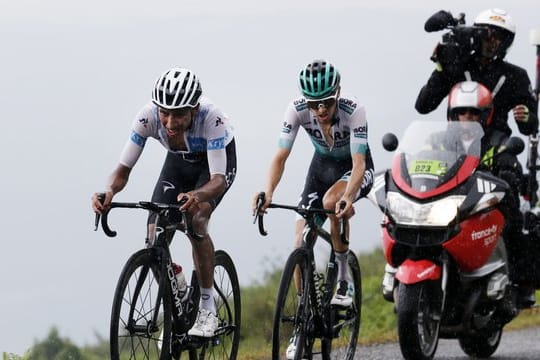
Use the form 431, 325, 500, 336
448, 81, 494, 128
474, 8, 515, 58
152, 67, 202, 110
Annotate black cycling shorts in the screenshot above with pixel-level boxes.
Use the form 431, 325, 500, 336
149, 139, 237, 215
298, 150, 374, 214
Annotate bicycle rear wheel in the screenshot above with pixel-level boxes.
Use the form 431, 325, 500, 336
272, 248, 313, 360
321, 250, 362, 360
110, 248, 172, 360
194, 249, 241, 359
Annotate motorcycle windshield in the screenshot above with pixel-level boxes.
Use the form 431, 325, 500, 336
394, 121, 483, 193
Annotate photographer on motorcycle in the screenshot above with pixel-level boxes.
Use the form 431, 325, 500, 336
416, 7, 539, 305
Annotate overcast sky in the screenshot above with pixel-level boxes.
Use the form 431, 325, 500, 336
1, 0, 538, 354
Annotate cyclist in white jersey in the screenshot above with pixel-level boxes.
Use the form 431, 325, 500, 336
92, 67, 236, 337
254, 59, 374, 322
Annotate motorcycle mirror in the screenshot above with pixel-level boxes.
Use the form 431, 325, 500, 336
504, 136, 525, 156
382, 133, 399, 151
530, 28, 540, 46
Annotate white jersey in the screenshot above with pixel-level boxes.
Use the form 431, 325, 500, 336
119, 97, 234, 175
279, 93, 369, 159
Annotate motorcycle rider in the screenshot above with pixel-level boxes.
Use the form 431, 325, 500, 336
415, 8, 538, 308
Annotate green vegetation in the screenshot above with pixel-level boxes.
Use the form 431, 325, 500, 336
5, 248, 540, 359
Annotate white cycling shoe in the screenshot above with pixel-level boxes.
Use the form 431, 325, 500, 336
188, 308, 218, 337
331, 280, 355, 307
286, 334, 297, 359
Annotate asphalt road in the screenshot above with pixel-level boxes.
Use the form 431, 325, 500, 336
351, 326, 540, 359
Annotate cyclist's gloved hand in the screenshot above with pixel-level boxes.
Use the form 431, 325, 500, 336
513, 104, 530, 123
252, 191, 271, 216
92, 190, 113, 214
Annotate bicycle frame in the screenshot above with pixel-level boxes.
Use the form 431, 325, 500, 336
256, 196, 348, 339
301, 214, 340, 338
97, 201, 199, 338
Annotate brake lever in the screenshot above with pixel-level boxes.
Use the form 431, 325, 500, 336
255, 192, 268, 236
338, 201, 349, 245
94, 193, 106, 231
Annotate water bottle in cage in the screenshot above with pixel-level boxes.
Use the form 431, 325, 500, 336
172, 262, 189, 302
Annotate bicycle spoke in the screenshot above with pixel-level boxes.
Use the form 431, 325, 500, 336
110, 249, 171, 360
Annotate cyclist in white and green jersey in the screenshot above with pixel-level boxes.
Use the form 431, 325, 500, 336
254, 59, 374, 313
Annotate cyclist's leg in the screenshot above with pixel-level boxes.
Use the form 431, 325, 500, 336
188, 140, 237, 338
295, 154, 330, 298
323, 153, 373, 306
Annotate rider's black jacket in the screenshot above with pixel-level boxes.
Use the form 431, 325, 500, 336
415, 58, 538, 137
416, 56, 539, 286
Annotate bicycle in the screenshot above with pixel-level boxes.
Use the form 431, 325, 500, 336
254, 193, 362, 360
95, 199, 241, 360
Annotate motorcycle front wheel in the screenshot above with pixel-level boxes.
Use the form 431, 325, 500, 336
397, 281, 443, 360
458, 325, 502, 358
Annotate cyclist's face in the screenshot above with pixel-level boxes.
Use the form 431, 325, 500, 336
307, 95, 338, 124
159, 107, 193, 137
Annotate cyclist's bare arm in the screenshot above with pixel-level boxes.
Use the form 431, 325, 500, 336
337, 153, 366, 218
92, 163, 132, 214
252, 147, 291, 214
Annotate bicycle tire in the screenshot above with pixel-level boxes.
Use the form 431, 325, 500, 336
321, 250, 362, 360
192, 249, 241, 359
110, 248, 172, 360
271, 248, 312, 360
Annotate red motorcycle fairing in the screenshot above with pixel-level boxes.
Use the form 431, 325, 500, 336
381, 220, 396, 266
395, 259, 442, 284
443, 208, 505, 272
391, 154, 479, 199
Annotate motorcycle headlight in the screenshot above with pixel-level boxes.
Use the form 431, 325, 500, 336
386, 192, 465, 226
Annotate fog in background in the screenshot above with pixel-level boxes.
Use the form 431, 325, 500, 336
1, 0, 538, 354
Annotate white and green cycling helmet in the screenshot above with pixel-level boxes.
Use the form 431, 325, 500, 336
152, 67, 202, 110
298, 60, 340, 100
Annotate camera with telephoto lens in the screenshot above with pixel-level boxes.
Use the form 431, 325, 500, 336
424, 10, 487, 74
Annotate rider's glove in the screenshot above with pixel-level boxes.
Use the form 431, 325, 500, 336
513, 105, 530, 123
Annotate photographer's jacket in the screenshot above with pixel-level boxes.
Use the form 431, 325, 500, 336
415, 59, 538, 137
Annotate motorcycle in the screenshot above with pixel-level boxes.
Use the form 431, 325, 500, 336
368, 120, 525, 360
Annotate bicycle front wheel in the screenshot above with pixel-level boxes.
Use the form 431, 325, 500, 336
195, 249, 241, 359
321, 250, 362, 360
272, 248, 312, 360
110, 248, 172, 360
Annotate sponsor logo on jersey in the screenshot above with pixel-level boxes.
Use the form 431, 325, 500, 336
130, 131, 146, 147
294, 98, 308, 112
353, 126, 367, 138
215, 117, 224, 127
187, 137, 206, 152
208, 137, 225, 150
281, 122, 292, 134
138, 117, 148, 128
338, 98, 357, 115
162, 181, 175, 193
305, 128, 350, 141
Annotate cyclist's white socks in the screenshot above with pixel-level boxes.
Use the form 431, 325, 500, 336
335, 251, 352, 283
200, 287, 216, 314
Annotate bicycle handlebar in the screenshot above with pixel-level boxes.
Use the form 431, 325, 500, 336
93, 197, 200, 240
254, 192, 349, 244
